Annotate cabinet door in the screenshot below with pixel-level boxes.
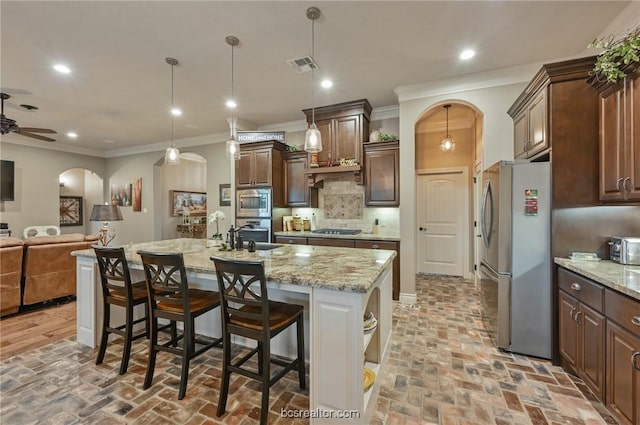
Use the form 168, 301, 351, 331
236, 151, 254, 188
559, 290, 580, 370
606, 320, 640, 425
252, 149, 272, 186
313, 119, 333, 166
580, 303, 606, 400
307, 237, 355, 248
513, 112, 528, 160
600, 89, 625, 201
527, 90, 548, 157
334, 115, 361, 165
624, 75, 640, 201
284, 154, 317, 207
365, 144, 399, 206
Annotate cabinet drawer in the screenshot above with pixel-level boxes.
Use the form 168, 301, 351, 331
605, 289, 640, 338
307, 237, 355, 248
274, 236, 307, 245
558, 268, 603, 312
355, 240, 398, 251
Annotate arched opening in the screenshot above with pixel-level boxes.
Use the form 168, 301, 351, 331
153, 152, 208, 241
413, 101, 484, 281
58, 168, 103, 236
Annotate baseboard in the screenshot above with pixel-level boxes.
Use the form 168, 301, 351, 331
398, 292, 417, 304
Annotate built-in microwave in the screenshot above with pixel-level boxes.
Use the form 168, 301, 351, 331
236, 188, 271, 218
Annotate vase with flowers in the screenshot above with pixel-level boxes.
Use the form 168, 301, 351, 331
208, 210, 225, 242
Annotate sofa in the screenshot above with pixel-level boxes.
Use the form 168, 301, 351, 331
22, 233, 99, 306
0, 237, 25, 316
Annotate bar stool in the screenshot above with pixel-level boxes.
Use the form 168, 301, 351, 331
211, 256, 306, 425
138, 250, 222, 400
93, 245, 150, 375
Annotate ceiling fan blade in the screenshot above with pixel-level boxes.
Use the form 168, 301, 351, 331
15, 129, 56, 142
18, 127, 57, 134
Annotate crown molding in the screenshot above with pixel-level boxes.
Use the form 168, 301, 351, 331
104, 131, 230, 158
371, 105, 399, 121
0, 136, 107, 157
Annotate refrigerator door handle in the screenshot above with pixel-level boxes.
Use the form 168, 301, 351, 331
481, 180, 493, 249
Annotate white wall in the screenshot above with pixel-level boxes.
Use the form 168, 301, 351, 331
398, 82, 527, 299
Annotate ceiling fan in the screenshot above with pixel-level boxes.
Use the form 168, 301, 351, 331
0, 93, 56, 142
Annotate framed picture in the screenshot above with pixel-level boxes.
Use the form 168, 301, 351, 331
133, 177, 142, 212
219, 184, 231, 206
111, 183, 132, 207
60, 196, 83, 226
170, 190, 207, 216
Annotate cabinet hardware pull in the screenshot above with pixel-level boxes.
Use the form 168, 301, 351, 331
570, 283, 581, 291
287, 240, 293, 244
372, 245, 379, 249
632, 316, 640, 326
623, 177, 631, 193
569, 307, 576, 320
632, 352, 640, 371
574, 311, 582, 325
616, 177, 624, 193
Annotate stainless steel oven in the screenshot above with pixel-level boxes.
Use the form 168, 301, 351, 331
236, 188, 271, 218
235, 218, 271, 243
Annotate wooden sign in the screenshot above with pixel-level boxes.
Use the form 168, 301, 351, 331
237, 131, 286, 143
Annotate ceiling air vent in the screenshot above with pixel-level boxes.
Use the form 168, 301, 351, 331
286, 56, 318, 74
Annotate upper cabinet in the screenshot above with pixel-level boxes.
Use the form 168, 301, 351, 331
303, 99, 371, 168
284, 150, 318, 207
235, 140, 287, 205
511, 89, 547, 160
591, 64, 640, 203
364, 141, 399, 206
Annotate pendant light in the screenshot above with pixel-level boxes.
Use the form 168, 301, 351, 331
164, 57, 180, 165
304, 6, 322, 153
225, 36, 241, 160
440, 104, 456, 154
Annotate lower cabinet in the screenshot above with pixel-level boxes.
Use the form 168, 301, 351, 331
275, 235, 401, 300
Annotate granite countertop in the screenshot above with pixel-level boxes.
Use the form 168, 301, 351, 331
73, 238, 396, 294
273, 229, 400, 241
555, 258, 640, 301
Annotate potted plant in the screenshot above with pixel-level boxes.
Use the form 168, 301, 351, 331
208, 210, 225, 241
589, 26, 640, 83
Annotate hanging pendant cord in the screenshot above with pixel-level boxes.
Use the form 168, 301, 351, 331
171, 63, 175, 147
231, 42, 235, 138
446, 106, 448, 137
311, 17, 315, 125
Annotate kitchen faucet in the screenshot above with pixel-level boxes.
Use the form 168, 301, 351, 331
227, 224, 255, 250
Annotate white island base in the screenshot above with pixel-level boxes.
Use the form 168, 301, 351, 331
75, 248, 392, 424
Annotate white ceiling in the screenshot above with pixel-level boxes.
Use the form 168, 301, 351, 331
0, 1, 631, 156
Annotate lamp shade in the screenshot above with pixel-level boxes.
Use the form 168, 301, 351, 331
164, 146, 180, 164
89, 204, 123, 222
304, 123, 322, 153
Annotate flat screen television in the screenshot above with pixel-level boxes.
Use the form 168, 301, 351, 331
0, 160, 15, 201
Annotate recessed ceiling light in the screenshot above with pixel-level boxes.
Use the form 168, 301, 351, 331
53, 64, 71, 74
226, 99, 237, 108
459, 49, 475, 60
321, 79, 333, 89
67, 132, 78, 138
171, 107, 182, 116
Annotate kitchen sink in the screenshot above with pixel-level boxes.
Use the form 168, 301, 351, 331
311, 228, 362, 235
250, 243, 283, 251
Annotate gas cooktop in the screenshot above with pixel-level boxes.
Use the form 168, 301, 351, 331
311, 228, 362, 235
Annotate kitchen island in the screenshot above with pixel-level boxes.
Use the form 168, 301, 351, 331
73, 238, 395, 423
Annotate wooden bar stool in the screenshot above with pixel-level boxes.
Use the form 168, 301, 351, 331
93, 246, 150, 375
138, 250, 222, 400
211, 256, 306, 425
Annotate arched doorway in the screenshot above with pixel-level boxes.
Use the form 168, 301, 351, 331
58, 168, 103, 236
414, 101, 484, 280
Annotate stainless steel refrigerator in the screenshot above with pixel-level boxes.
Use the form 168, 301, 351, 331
479, 160, 551, 359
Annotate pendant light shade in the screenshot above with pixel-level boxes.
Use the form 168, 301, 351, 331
225, 36, 241, 160
440, 104, 456, 154
164, 57, 180, 165
304, 7, 322, 154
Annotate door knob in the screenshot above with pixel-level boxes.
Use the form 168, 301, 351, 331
419, 227, 426, 231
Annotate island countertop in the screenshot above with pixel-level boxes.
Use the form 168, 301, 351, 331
554, 258, 640, 301
73, 238, 396, 294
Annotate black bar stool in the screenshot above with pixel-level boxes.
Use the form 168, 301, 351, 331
211, 256, 306, 425
138, 250, 222, 400
93, 245, 150, 375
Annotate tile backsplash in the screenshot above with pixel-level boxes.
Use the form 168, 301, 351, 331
292, 179, 399, 232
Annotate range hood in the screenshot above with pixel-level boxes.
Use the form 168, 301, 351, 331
304, 165, 362, 187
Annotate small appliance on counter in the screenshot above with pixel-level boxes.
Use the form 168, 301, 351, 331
609, 237, 640, 265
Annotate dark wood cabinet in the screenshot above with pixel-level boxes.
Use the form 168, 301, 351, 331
303, 99, 371, 167
557, 268, 605, 399
592, 65, 640, 203
274, 235, 307, 245
235, 141, 287, 205
605, 289, 640, 425
512, 89, 547, 159
307, 237, 355, 248
284, 151, 317, 207
364, 141, 399, 207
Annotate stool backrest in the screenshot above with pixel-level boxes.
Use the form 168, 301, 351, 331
94, 245, 135, 301
211, 257, 269, 329
137, 250, 191, 316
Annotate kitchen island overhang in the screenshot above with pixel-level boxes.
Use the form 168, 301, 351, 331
73, 239, 395, 423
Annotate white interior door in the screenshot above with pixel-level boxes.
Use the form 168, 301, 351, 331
416, 170, 467, 276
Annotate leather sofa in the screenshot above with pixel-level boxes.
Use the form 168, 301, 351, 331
0, 237, 25, 316
22, 233, 99, 306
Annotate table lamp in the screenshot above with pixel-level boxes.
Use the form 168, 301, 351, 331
89, 204, 123, 246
